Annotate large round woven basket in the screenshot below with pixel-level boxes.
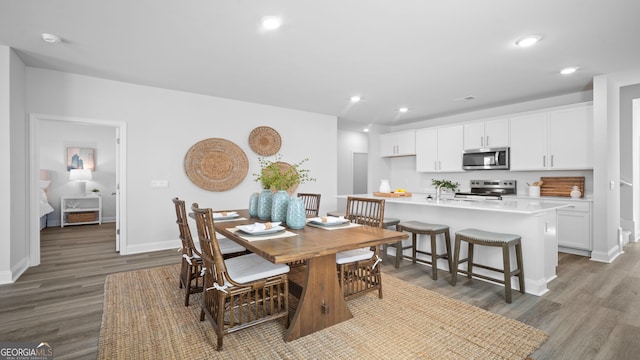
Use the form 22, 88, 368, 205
249, 126, 281, 156
184, 138, 248, 191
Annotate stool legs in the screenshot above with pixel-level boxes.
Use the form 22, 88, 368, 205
451, 233, 525, 304
502, 244, 512, 303
451, 234, 461, 286
516, 242, 525, 294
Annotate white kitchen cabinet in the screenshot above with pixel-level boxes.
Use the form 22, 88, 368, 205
380, 130, 416, 157
544, 200, 592, 255
509, 113, 548, 170
463, 118, 509, 150
510, 104, 593, 171
415, 125, 463, 172
548, 105, 593, 169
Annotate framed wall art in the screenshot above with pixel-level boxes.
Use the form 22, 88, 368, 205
66, 147, 96, 171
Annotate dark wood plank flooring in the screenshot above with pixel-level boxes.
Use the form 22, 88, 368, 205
1, 223, 639, 359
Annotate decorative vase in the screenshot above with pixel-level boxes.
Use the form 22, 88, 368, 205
435, 186, 442, 200
248, 192, 259, 217
271, 190, 290, 222
286, 197, 307, 229
570, 185, 582, 198
379, 179, 391, 193
257, 189, 273, 220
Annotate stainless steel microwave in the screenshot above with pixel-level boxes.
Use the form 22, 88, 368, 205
462, 147, 510, 170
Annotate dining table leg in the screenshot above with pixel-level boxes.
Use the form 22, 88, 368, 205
285, 253, 353, 341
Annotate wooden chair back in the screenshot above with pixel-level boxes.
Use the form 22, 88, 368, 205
191, 203, 228, 283
172, 197, 199, 258
297, 193, 321, 217
345, 196, 385, 228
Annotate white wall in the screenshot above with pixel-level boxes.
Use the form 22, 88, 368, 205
26, 68, 337, 255
39, 121, 117, 225
0, 46, 29, 283
0, 46, 12, 282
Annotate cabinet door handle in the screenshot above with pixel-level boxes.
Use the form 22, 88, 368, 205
551, 155, 554, 167
544, 221, 548, 232
434, 161, 437, 170
439, 161, 442, 170
486, 135, 489, 146
480, 137, 484, 147
543, 155, 546, 167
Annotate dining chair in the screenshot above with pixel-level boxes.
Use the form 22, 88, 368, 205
335, 196, 385, 300
191, 203, 290, 351
172, 197, 205, 307
296, 193, 321, 217
172, 197, 248, 306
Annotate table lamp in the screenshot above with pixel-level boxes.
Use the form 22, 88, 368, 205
69, 169, 92, 196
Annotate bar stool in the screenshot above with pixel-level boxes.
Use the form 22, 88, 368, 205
450, 228, 525, 303
387, 221, 452, 280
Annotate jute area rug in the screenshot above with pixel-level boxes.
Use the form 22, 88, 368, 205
98, 265, 547, 359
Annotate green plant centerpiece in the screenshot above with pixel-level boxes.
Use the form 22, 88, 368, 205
431, 179, 459, 199
254, 154, 315, 194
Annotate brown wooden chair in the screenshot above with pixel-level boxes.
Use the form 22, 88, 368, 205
173, 197, 205, 307
172, 197, 248, 306
335, 196, 385, 300
191, 203, 290, 351
297, 193, 321, 217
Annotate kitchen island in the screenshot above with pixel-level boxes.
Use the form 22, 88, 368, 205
338, 193, 571, 296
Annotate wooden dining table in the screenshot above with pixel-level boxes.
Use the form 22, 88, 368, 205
213, 209, 408, 341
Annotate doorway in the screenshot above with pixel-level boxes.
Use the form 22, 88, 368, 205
28, 114, 127, 266
353, 152, 368, 194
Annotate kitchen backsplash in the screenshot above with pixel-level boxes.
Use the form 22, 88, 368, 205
386, 156, 593, 196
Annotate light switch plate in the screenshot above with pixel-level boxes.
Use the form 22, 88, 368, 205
151, 180, 169, 188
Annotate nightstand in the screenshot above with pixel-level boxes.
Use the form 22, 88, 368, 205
60, 196, 102, 227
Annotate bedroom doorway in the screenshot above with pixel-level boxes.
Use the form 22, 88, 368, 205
29, 114, 127, 266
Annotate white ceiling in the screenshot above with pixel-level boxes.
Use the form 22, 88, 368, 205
1, 1, 639, 130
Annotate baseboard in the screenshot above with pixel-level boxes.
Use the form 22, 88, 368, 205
0, 256, 29, 285
590, 245, 622, 263
558, 246, 591, 257
125, 239, 180, 255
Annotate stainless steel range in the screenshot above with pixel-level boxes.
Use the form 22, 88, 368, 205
454, 180, 517, 200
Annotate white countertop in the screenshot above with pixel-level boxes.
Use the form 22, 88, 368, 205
339, 193, 572, 215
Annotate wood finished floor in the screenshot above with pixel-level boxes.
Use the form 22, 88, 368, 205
1, 223, 640, 359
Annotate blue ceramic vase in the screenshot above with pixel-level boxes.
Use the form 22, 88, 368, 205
248, 192, 259, 217
257, 189, 273, 220
286, 196, 307, 229
271, 190, 290, 222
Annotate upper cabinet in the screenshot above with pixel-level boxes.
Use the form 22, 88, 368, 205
380, 130, 416, 157
510, 104, 593, 171
463, 118, 509, 150
416, 125, 464, 172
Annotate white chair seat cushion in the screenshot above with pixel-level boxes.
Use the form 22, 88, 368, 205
225, 253, 290, 284
218, 236, 247, 254
335, 248, 374, 265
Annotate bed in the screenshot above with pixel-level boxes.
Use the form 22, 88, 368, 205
39, 169, 55, 230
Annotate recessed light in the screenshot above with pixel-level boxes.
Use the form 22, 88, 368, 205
363, 128, 369, 132
515, 35, 541, 47
560, 66, 579, 75
399, 107, 409, 113
350, 95, 361, 103
261, 16, 282, 30
41, 33, 62, 43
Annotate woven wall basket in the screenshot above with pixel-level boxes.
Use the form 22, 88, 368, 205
184, 138, 248, 191
249, 126, 281, 156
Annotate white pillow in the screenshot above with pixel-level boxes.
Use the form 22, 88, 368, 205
39, 180, 51, 189
40, 189, 48, 202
